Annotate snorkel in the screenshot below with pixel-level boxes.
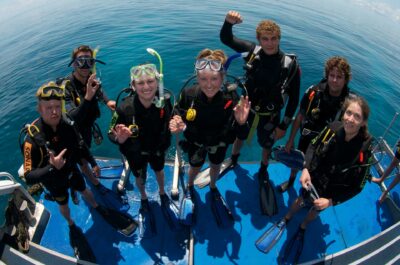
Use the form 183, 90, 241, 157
92, 46, 99, 74
92, 46, 102, 84
224, 52, 248, 71
146, 48, 164, 108
223, 53, 249, 95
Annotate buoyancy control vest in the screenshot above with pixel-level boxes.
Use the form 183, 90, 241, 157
108, 89, 172, 153
244, 45, 299, 113
179, 84, 239, 147
19, 114, 86, 166
302, 79, 349, 132
57, 75, 103, 145
19, 114, 89, 195
305, 121, 373, 190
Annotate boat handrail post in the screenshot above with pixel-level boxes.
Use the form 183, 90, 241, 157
0, 172, 36, 206
373, 112, 399, 153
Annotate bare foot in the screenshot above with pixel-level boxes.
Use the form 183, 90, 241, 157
371, 177, 382, 184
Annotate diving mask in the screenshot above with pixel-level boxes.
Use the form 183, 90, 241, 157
130, 64, 159, 81
68, 56, 106, 69
195, 59, 223, 72
36, 82, 65, 100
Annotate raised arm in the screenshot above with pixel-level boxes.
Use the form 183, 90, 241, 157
220, 10, 255, 53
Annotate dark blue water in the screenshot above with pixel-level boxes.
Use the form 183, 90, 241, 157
1, 0, 399, 176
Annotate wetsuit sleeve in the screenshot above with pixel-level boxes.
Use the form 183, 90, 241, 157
279, 65, 300, 130
64, 83, 76, 111
23, 139, 57, 185
220, 21, 255, 53
65, 85, 94, 128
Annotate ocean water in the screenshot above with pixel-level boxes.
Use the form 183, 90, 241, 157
0, 0, 399, 176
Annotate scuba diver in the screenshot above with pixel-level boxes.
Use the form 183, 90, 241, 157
169, 48, 250, 227
220, 10, 300, 216
280, 56, 352, 192
22, 81, 137, 261
108, 59, 176, 237
60, 45, 116, 203
256, 95, 373, 264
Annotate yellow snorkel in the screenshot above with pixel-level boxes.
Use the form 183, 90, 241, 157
146, 48, 165, 108
92, 46, 100, 75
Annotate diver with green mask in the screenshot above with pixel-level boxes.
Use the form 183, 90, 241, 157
108, 50, 176, 235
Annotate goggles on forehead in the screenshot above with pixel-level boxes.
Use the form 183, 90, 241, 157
36, 82, 65, 100
130, 64, 159, 81
68, 56, 106, 69
195, 59, 223, 72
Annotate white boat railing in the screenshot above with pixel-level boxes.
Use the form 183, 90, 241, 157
0, 172, 36, 206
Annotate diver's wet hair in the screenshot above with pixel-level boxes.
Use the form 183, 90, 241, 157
325, 56, 352, 82
256, 20, 281, 39
342, 94, 370, 137
196, 49, 227, 65
71, 45, 93, 60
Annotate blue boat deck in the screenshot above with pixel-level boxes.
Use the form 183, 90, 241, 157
36, 152, 399, 265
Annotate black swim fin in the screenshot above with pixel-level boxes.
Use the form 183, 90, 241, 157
94, 183, 130, 213
69, 224, 96, 263
179, 188, 195, 226
280, 227, 305, 264
258, 172, 278, 216
138, 199, 157, 238
160, 194, 180, 230
96, 205, 138, 237
255, 218, 286, 253
210, 187, 234, 228
271, 146, 305, 170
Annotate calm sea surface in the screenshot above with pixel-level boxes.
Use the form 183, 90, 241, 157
0, 0, 399, 176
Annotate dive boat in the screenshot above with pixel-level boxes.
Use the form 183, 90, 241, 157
0, 134, 399, 264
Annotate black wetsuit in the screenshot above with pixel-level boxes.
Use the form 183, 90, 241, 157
63, 73, 106, 147
176, 85, 245, 167
297, 80, 349, 152
220, 21, 300, 149
23, 117, 97, 205
112, 92, 172, 177
305, 124, 372, 205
